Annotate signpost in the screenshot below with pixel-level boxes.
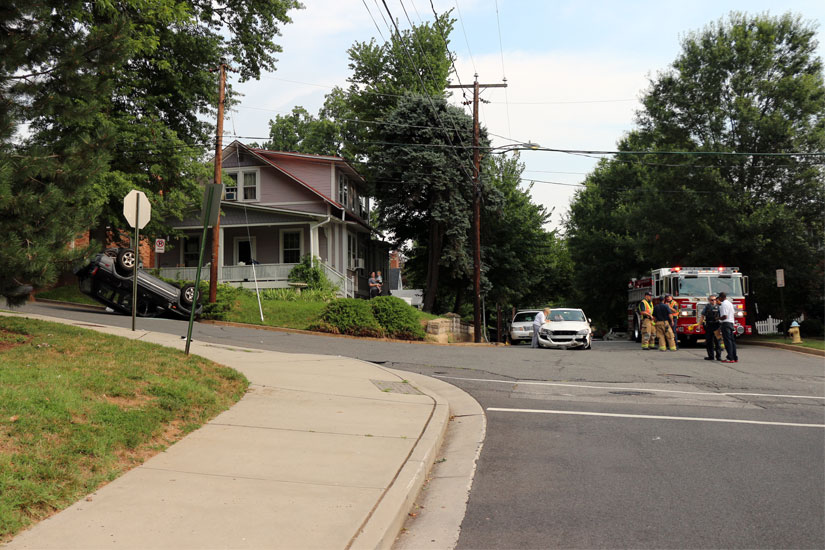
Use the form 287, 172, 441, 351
777, 269, 787, 339
123, 190, 151, 331
185, 183, 223, 355
155, 238, 166, 254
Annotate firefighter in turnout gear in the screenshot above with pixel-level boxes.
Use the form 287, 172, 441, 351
638, 291, 655, 349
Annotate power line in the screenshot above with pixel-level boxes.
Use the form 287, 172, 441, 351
492, 0, 511, 138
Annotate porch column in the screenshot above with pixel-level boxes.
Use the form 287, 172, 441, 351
218, 227, 224, 282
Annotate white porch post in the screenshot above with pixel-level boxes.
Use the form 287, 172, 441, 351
218, 226, 224, 282
309, 223, 316, 259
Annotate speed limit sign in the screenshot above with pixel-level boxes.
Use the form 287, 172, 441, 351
155, 238, 166, 254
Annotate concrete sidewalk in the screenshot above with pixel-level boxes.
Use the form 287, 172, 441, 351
3, 313, 470, 550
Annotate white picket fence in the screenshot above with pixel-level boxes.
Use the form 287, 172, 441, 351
754, 315, 802, 335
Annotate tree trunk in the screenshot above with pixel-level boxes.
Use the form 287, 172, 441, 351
453, 285, 464, 314
422, 220, 444, 313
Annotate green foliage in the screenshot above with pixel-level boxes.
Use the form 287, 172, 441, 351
194, 281, 243, 320
481, 154, 573, 310
261, 288, 337, 302
287, 255, 338, 292
565, 12, 825, 326
800, 319, 824, 338
317, 299, 383, 337
0, 0, 302, 302
370, 296, 426, 340
372, 95, 480, 312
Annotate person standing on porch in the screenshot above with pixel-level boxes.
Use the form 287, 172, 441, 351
368, 272, 380, 299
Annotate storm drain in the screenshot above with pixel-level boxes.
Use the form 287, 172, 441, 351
371, 380, 423, 395
610, 391, 654, 396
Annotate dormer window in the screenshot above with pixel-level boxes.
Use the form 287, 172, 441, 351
225, 169, 259, 201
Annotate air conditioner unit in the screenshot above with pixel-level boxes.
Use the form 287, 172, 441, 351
225, 190, 236, 200
356, 258, 365, 270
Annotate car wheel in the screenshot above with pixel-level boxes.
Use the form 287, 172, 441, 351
116, 248, 136, 275
180, 283, 197, 307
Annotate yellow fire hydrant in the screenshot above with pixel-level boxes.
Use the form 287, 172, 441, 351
788, 321, 803, 344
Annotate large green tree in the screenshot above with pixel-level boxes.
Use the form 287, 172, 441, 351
371, 95, 478, 312
0, 0, 301, 303
566, 12, 825, 326
482, 154, 572, 312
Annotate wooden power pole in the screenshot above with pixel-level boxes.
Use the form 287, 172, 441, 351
447, 75, 507, 343
209, 60, 227, 303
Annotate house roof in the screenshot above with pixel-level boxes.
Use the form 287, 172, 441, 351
222, 141, 372, 231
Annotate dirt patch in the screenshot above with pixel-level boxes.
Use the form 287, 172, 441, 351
0, 329, 32, 352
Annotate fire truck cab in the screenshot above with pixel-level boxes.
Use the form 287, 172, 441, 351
628, 266, 752, 346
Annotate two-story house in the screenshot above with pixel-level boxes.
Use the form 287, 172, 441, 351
154, 141, 389, 298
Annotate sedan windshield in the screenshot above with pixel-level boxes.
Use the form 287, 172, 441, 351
548, 309, 586, 322
513, 312, 538, 323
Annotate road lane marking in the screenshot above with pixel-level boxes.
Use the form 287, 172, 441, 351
486, 408, 825, 428
433, 376, 824, 400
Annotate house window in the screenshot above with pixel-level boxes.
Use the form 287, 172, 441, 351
338, 174, 349, 207
225, 174, 238, 201
234, 236, 256, 265
347, 233, 357, 270
182, 236, 200, 267
282, 230, 302, 264
243, 172, 257, 200
225, 169, 258, 201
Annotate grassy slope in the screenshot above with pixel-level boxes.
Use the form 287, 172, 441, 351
745, 334, 824, 351
0, 316, 248, 541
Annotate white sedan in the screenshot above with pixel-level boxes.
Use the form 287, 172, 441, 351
537, 308, 593, 350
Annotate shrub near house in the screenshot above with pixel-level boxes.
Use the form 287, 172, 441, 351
314, 296, 426, 340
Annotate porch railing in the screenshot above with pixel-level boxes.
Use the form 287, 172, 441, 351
158, 262, 352, 297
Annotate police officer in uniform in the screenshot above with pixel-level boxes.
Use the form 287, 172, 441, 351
696, 294, 722, 360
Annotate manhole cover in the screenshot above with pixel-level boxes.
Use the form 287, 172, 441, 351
610, 391, 653, 396
371, 380, 423, 395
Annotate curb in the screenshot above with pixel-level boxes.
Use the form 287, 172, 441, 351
32, 298, 506, 347
33, 298, 106, 311
739, 339, 825, 357
200, 319, 504, 347
349, 366, 451, 550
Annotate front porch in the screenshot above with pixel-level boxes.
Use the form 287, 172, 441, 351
157, 262, 357, 297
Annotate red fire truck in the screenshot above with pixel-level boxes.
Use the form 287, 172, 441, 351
627, 267, 752, 346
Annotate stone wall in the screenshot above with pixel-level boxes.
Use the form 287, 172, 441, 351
426, 313, 475, 343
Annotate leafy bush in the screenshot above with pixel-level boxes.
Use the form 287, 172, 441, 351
800, 319, 824, 337
317, 298, 383, 337
195, 282, 244, 320
370, 296, 425, 340
288, 255, 338, 292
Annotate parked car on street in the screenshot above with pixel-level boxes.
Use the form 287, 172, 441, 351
508, 310, 541, 344
76, 248, 201, 319
537, 308, 592, 349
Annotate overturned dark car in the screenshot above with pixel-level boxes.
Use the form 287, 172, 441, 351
75, 248, 201, 319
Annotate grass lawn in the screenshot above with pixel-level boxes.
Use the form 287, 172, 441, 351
226, 291, 329, 330
35, 285, 99, 307
0, 316, 248, 541
35, 284, 439, 336
745, 334, 824, 351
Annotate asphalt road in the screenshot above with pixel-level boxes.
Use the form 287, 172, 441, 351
13, 302, 825, 549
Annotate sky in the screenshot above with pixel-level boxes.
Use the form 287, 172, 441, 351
225, 0, 825, 231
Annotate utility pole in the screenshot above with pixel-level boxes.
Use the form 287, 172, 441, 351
209, 60, 227, 303
448, 75, 507, 343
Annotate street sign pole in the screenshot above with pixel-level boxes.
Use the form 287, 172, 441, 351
777, 269, 787, 340
132, 199, 140, 331
185, 184, 221, 355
